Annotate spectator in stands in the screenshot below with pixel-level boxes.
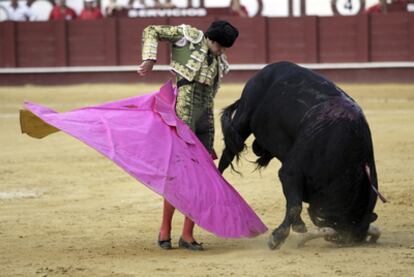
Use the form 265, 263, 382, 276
128, 0, 147, 9
79, 0, 103, 20
49, 0, 77, 20
105, 0, 128, 17
365, 0, 408, 13
230, 0, 248, 17
365, 0, 385, 13
26, 0, 38, 20
154, 0, 176, 8
6, 0, 35, 21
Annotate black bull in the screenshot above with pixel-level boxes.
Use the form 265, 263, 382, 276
218, 62, 380, 249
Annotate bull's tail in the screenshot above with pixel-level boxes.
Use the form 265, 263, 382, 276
218, 100, 246, 173
346, 161, 381, 242
362, 124, 384, 227
365, 164, 386, 204
348, 121, 385, 243
349, 139, 382, 242
361, 160, 382, 225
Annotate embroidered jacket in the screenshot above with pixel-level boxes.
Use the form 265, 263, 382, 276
141, 24, 230, 87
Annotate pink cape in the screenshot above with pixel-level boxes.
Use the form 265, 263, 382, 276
22, 81, 267, 238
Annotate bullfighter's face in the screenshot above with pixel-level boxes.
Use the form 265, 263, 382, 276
207, 39, 227, 56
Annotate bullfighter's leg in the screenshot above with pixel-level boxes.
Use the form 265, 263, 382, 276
268, 166, 307, 250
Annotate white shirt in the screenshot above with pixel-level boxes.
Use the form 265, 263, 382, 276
6, 3, 35, 21
131, 0, 158, 9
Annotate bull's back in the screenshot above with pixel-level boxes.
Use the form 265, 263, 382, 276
249, 62, 354, 140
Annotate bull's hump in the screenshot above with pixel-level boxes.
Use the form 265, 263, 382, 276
313, 97, 363, 122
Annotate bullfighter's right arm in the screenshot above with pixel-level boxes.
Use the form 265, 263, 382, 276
141, 25, 184, 61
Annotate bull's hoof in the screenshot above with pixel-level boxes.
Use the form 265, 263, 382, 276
367, 225, 381, 243
267, 228, 289, 250
292, 222, 307, 233
267, 234, 283, 250
368, 235, 380, 243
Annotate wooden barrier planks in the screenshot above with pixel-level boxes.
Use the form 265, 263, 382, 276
1, 14, 413, 69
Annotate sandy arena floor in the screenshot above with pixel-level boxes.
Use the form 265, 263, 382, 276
0, 83, 413, 276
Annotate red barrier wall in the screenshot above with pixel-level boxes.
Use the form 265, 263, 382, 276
370, 13, 413, 61
267, 17, 318, 63
319, 16, 366, 63
218, 16, 268, 64
16, 22, 58, 67
1, 13, 414, 68
118, 18, 169, 65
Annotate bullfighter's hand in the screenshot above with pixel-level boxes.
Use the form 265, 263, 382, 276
137, 60, 155, 76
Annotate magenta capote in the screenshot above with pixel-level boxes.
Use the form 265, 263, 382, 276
23, 81, 267, 238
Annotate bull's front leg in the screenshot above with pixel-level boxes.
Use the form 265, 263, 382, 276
268, 167, 307, 250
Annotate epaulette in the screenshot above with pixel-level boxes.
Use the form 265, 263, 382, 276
180, 24, 204, 44
219, 54, 230, 75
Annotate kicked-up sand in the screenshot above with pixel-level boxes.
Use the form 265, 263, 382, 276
0, 83, 413, 276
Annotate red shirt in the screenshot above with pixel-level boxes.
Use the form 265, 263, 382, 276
230, 5, 249, 17
49, 6, 77, 20
79, 8, 103, 20
365, 3, 382, 14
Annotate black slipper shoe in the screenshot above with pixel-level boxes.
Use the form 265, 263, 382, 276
178, 237, 204, 251
158, 234, 172, 250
